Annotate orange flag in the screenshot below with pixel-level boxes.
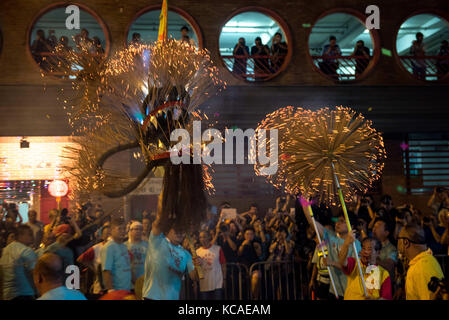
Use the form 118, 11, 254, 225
158, 0, 168, 42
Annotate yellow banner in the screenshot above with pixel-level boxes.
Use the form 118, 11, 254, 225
158, 0, 168, 42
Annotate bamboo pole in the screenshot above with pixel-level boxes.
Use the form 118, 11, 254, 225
331, 162, 368, 297
302, 202, 340, 299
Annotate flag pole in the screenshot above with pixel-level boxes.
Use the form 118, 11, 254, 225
157, 0, 168, 42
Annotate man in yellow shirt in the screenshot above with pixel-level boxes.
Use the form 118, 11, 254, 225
338, 231, 392, 300
398, 223, 444, 300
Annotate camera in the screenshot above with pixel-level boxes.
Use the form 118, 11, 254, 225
423, 217, 431, 224
436, 187, 445, 193
219, 224, 228, 233
428, 277, 448, 293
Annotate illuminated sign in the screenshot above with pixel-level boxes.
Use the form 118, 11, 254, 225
0, 137, 77, 180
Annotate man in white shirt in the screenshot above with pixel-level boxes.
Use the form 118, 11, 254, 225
34, 252, 86, 300
196, 231, 226, 300
0, 225, 37, 300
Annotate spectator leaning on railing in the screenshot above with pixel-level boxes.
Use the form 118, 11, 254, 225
319, 35, 342, 80
232, 38, 249, 77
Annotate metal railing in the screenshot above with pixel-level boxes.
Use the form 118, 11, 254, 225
180, 259, 305, 300
249, 259, 298, 300
311, 55, 371, 81
221, 54, 287, 81
399, 56, 449, 81
223, 262, 250, 300
31, 51, 105, 76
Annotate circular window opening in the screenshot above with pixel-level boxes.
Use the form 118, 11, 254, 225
127, 7, 201, 47
309, 12, 379, 82
218, 9, 291, 82
395, 13, 449, 81
29, 5, 109, 77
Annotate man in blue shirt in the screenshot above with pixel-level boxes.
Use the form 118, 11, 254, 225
34, 252, 86, 300
142, 210, 201, 300
101, 218, 132, 292
125, 221, 148, 284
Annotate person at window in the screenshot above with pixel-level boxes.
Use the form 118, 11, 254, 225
436, 40, 449, 80
352, 40, 370, 77
92, 37, 105, 55
270, 32, 288, 72
232, 37, 249, 78
180, 26, 196, 47
74, 28, 93, 52
131, 32, 142, 45
251, 37, 271, 81
46, 29, 58, 49
410, 32, 426, 80
320, 35, 342, 80
58, 36, 72, 51
31, 29, 50, 67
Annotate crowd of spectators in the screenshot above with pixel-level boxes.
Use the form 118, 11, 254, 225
0, 187, 448, 300
315, 32, 449, 81
317, 35, 371, 80
30, 28, 105, 71
409, 32, 449, 80
303, 188, 449, 300
231, 32, 288, 80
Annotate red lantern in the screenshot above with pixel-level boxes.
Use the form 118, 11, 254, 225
48, 180, 69, 197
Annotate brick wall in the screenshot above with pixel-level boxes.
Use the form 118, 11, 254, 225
0, 0, 448, 214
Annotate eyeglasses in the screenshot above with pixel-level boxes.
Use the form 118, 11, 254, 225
397, 237, 425, 244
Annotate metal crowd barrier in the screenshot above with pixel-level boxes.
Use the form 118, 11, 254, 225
249, 259, 299, 300
223, 263, 250, 300
180, 259, 305, 300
